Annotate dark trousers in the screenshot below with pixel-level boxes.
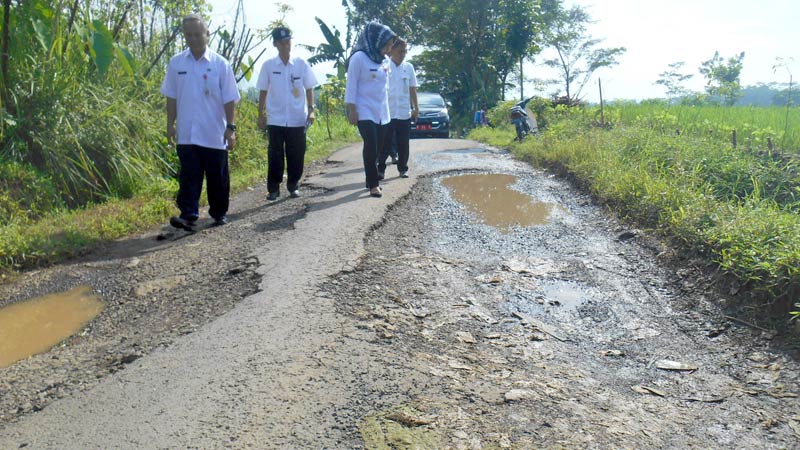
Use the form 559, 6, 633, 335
176, 145, 230, 221
267, 125, 306, 194
357, 120, 387, 189
379, 118, 411, 173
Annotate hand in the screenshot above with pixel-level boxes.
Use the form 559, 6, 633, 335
411, 108, 419, 120
347, 109, 358, 125
167, 125, 176, 146
224, 129, 236, 150
257, 114, 267, 131
306, 110, 315, 126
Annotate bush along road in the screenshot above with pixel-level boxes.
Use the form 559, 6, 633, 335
0, 140, 798, 449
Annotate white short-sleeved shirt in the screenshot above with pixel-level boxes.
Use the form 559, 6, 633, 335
388, 60, 417, 120
160, 49, 240, 150
256, 56, 318, 127
345, 51, 390, 125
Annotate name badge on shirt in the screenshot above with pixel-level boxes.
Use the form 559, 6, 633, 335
370, 68, 377, 79
292, 76, 301, 97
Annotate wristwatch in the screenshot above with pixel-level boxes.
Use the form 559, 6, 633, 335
226, 123, 237, 132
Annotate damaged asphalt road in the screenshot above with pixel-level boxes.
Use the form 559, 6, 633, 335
1, 139, 798, 449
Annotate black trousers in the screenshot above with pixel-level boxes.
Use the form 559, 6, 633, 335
267, 125, 306, 194
176, 145, 230, 221
379, 118, 411, 173
357, 120, 388, 189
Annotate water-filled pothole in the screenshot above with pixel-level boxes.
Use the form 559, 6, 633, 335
542, 281, 586, 310
0, 285, 104, 368
442, 173, 554, 232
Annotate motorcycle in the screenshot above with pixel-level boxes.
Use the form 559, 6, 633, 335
509, 97, 538, 141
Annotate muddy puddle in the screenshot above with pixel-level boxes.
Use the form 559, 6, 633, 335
441, 173, 554, 232
0, 285, 104, 368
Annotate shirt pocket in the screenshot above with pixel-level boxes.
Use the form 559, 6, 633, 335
290, 74, 304, 99
175, 67, 189, 96
204, 71, 221, 97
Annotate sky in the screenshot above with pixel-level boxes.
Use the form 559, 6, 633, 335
206, 0, 800, 103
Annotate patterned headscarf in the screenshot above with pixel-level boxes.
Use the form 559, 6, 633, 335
349, 21, 396, 65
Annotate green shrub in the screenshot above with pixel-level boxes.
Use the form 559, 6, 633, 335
0, 160, 63, 221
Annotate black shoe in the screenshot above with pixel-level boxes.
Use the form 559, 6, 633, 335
267, 191, 279, 201
289, 189, 300, 198
169, 216, 196, 231
212, 216, 228, 227
399, 171, 409, 178
389, 156, 398, 165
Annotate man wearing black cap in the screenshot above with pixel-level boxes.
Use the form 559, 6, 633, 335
257, 26, 318, 200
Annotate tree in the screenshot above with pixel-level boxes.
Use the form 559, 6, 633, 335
541, 4, 625, 103
655, 61, 694, 99
491, 0, 542, 101
299, 0, 355, 78
348, 0, 415, 40
388, 0, 543, 127
298, 1, 356, 139
213, 0, 271, 82
699, 51, 745, 106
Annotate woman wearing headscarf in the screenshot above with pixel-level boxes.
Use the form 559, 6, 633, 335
345, 22, 397, 198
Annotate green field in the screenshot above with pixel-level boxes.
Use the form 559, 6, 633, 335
590, 102, 800, 153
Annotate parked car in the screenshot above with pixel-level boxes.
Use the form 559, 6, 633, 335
410, 92, 450, 138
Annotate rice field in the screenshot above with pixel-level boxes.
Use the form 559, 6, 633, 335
594, 102, 800, 152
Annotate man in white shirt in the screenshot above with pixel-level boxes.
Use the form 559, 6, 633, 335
379, 38, 418, 179
257, 26, 318, 200
161, 13, 240, 231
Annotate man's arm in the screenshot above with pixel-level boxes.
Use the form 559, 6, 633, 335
166, 97, 177, 145
224, 101, 236, 150
258, 90, 268, 131
409, 86, 419, 120
306, 88, 315, 125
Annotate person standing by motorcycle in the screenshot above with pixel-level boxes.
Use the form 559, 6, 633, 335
510, 97, 535, 141
379, 37, 418, 179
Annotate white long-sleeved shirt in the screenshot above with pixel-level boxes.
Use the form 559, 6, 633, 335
345, 51, 390, 125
